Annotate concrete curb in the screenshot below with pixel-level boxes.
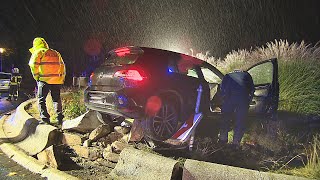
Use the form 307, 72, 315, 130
0, 99, 38, 142
0, 143, 78, 180
0, 98, 60, 156
0, 98, 78, 179
109, 147, 180, 180
183, 159, 311, 180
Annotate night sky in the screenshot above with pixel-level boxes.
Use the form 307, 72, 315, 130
1, 0, 320, 83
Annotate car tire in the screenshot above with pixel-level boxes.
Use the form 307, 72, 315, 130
144, 99, 179, 141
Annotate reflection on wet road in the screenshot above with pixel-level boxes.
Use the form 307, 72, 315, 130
0, 92, 27, 115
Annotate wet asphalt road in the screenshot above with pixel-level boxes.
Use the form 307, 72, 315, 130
0, 93, 21, 115
0, 145, 44, 180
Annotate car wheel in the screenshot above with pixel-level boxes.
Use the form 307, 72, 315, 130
145, 100, 179, 141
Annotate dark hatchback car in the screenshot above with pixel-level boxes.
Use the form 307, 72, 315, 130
84, 46, 279, 141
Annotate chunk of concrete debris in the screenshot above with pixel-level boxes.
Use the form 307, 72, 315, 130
62, 111, 104, 133
62, 133, 85, 146
121, 134, 130, 143
99, 132, 124, 147
108, 132, 124, 142
37, 145, 62, 169
71, 145, 102, 161
128, 119, 144, 142
104, 144, 112, 153
89, 124, 111, 142
111, 141, 129, 154
96, 158, 116, 169
114, 126, 130, 135
83, 139, 91, 147
103, 151, 120, 163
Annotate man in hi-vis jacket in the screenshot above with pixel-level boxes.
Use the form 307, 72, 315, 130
29, 37, 66, 125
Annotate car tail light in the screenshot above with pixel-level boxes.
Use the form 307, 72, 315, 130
88, 72, 94, 86
114, 69, 147, 81
90, 72, 94, 80
114, 47, 131, 57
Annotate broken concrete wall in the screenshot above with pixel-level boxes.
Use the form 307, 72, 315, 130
15, 124, 60, 156
0, 99, 38, 142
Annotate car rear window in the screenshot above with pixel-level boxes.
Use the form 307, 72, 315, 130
103, 47, 144, 66
0, 73, 11, 79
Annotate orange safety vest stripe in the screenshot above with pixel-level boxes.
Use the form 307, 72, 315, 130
29, 48, 65, 84
34, 62, 62, 65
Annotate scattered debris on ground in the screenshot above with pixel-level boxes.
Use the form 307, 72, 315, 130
25, 106, 319, 179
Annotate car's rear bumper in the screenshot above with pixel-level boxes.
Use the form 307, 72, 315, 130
0, 86, 10, 92
84, 89, 144, 119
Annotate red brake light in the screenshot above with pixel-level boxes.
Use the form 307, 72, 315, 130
114, 47, 131, 57
114, 69, 146, 81
90, 72, 94, 80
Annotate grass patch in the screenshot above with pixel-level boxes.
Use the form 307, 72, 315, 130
62, 88, 87, 120
273, 134, 320, 179
278, 60, 320, 115
25, 87, 87, 122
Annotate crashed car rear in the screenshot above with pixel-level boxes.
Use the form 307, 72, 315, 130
84, 46, 279, 141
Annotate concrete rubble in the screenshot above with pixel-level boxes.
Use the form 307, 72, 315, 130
98, 132, 124, 147
103, 151, 120, 163
111, 141, 129, 153
128, 119, 144, 142
89, 124, 111, 141
114, 126, 130, 135
83, 139, 91, 147
62, 110, 104, 133
61, 132, 85, 146
2, 99, 311, 180
37, 145, 62, 169
71, 145, 102, 161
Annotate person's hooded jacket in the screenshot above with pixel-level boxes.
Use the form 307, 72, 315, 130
28, 37, 65, 84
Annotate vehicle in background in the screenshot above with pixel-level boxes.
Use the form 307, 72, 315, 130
0, 72, 12, 92
84, 46, 279, 141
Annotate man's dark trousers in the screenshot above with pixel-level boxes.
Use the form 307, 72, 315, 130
37, 81, 63, 123
220, 95, 250, 144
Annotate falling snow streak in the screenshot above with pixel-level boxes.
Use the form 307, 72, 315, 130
0, 0, 319, 77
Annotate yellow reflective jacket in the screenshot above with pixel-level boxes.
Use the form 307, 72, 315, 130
10, 74, 22, 85
29, 48, 66, 84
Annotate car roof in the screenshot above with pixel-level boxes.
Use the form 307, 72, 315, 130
109, 46, 224, 78
0, 72, 11, 75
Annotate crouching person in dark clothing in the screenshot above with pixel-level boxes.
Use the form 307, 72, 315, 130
218, 70, 255, 147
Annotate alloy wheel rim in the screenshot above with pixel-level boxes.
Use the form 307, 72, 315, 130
151, 103, 177, 139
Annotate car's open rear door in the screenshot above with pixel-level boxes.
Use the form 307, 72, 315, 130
247, 58, 279, 118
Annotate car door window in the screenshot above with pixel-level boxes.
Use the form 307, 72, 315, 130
172, 56, 203, 78
247, 59, 279, 115
201, 67, 221, 84
200, 67, 222, 99
248, 62, 273, 85
187, 68, 199, 78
